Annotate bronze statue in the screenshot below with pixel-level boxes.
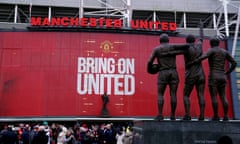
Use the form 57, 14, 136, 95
169, 21, 206, 120
101, 92, 109, 117
181, 33, 206, 121
189, 37, 237, 121
148, 33, 188, 121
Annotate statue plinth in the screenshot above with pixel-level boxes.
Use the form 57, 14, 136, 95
100, 108, 110, 117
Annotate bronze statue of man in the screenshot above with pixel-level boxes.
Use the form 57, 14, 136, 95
181, 34, 206, 121
189, 37, 237, 121
148, 33, 188, 121
171, 21, 206, 120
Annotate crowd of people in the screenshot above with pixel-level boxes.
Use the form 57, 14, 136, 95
0, 121, 139, 144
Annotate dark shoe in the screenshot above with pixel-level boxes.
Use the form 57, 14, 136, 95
170, 115, 176, 120
223, 116, 229, 121
183, 115, 191, 120
198, 116, 204, 121
212, 116, 220, 121
155, 115, 164, 121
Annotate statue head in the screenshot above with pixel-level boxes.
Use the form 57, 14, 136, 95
186, 34, 195, 43
159, 33, 169, 43
210, 37, 220, 47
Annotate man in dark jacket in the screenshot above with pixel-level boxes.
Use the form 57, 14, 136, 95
0, 126, 18, 144
31, 126, 48, 144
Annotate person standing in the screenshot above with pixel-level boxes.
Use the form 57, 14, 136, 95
0, 126, 18, 144
103, 124, 115, 144
115, 126, 125, 144
122, 127, 133, 144
32, 126, 49, 144
189, 37, 237, 121
57, 126, 74, 144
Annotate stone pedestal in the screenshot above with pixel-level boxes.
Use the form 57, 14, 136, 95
133, 120, 240, 144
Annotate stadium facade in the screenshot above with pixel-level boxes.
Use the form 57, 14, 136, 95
1, 0, 240, 36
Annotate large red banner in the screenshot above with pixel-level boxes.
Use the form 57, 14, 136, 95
0, 32, 233, 118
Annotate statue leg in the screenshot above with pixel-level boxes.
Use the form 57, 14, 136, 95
218, 86, 228, 120
183, 83, 194, 120
156, 84, 167, 120
170, 83, 178, 120
103, 103, 107, 110
196, 83, 205, 120
209, 85, 219, 120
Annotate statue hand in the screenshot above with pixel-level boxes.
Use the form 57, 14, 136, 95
186, 61, 194, 67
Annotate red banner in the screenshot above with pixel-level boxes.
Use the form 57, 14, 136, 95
0, 32, 233, 118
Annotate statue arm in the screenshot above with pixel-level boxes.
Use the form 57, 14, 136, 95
172, 44, 189, 50
197, 53, 209, 61
195, 20, 204, 51
159, 44, 187, 56
165, 49, 185, 55
225, 53, 237, 75
187, 52, 209, 67
147, 49, 160, 74
159, 49, 185, 56
199, 20, 204, 42
148, 49, 157, 64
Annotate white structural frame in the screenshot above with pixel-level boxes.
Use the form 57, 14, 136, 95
80, 0, 132, 27
216, 0, 240, 57
7, 0, 240, 46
